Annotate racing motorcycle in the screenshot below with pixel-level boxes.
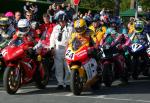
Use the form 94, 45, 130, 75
98, 43, 128, 87
65, 37, 100, 95
129, 33, 150, 79
2, 37, 49, 94
0, 33, 14, 79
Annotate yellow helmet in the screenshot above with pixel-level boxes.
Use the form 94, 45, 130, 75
74, 19, 87, 34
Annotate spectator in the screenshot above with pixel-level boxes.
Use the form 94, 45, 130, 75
30, 4, 38, 20
39, 13, 55, 34
61, 3, 66, 11
128, 17, 135, 34
23, 2, 31, 13
25, 11, 34, 24
54, 5, 66, 21
13, 11, 21, 28
47, 5, 55, 23
55, 5, 61, 13
50, 14, 73, 90
87, 10, 92, 18
100, 8, 106, 16
65, 6, 72, 21
52, 3, 56, 11
39, 13, 56, 77
66, 3, 75, 20
47, 5, 55, 16
80, 13, 83, 18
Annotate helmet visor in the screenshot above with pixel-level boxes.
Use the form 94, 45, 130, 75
75, 26, 85, 33
18, 27, 29, 33
135, 24, 143, 32
0, 25, 8, 29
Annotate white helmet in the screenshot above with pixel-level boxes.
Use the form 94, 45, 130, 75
17, 19, 30, 35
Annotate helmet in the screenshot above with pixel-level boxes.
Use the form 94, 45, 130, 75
17, 19, 30, 35
93, 14, 100, 22
5, 11, 14, 17
57, 14, 68, 22
74, 19, 87, 34
0, 17, 10, 30
134, 20, 144, 33
83, 16, 92, 27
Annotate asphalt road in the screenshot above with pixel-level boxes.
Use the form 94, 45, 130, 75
0, 76, 150, 103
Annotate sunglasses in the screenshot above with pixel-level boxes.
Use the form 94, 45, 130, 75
26, 15, 32, 17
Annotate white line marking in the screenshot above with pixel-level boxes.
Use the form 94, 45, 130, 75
43, 94, 150, 103
17, 89, 24, 93
101, 97, 150, 103
0, 91, 5, 93
96, 95, 106, 98
65, 93, 73, 96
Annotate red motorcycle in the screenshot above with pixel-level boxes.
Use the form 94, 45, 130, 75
98, 43, 128, 87
2, 38, 49, 94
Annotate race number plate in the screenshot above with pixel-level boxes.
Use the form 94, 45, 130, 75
65, 49, 75, 60
84, 58, 97, 80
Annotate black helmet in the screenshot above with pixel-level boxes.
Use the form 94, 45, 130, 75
92, 14, 100, 22
57, 14, 68, 22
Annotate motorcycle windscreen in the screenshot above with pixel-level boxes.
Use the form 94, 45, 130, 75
13, 39, 24, 46
102, 44, 118, 57
72, 38, 82, 51
2, 39, 24, 61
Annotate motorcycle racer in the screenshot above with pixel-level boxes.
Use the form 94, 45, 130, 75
69, 19, 97, 57
89, 14, 106, 46
0, 17, 15, 50
12, 19, 37, 58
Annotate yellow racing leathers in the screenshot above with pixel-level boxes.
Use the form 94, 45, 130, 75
89, 25, 106, 46
69, 28, 96, 47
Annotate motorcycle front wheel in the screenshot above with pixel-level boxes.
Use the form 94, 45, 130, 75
3, 67, 21, 94
132, 57, 140, 80
102, 63, 113, 87
70, 69, 83, 95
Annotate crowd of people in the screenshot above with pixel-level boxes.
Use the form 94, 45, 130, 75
0, 1, 150, 91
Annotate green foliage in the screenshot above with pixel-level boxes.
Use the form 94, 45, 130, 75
78, 0, 150, 12
79, 0, 115, 10
139, 0, 150, 10
120, 0, 130, 11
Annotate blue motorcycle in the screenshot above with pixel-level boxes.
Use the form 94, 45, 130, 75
129, 38, 150, 79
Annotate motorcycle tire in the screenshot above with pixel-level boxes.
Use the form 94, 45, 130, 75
70, 69, 83, 95
132, 57, 140, 80
3, 67, 21, 94
102, 63, 113, 87
35, 60, 49, 89
120, 72, 129, 84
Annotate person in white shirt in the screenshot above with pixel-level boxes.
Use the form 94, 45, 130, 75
50, 14, 73, 90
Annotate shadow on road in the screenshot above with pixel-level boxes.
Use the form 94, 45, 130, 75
0, 77, 150, 96
80, 76, 150, 96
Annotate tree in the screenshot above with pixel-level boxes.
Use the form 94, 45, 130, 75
130, 0, 135, 9
114, 0, 120, 16
140, 0, 150, 10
